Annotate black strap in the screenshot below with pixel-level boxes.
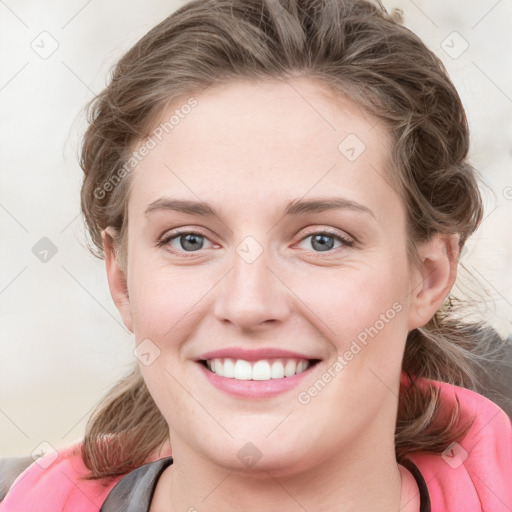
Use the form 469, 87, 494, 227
400, 458, 431, 512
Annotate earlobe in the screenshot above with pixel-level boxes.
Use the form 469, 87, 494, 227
407, 233, 460, 331
102, 227, 133, 333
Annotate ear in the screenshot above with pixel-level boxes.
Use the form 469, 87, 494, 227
102, 227, 133, 333
407, 233, 460, 331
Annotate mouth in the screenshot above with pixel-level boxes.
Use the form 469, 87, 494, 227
199, 357, 321, 381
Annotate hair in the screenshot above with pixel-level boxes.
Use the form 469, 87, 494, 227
78, 0, 512, 481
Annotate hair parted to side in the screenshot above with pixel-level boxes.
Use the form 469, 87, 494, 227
78, 0, 512, 481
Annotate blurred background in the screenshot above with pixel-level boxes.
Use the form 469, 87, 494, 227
1, 0, 511, 457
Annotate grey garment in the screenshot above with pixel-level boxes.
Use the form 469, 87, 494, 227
100, 457, 431, 512
0, 456, 37, 501
473, 332, 512, 418
100, 456, 173, 512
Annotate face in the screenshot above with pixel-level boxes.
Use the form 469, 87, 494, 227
104, 77, 455, 476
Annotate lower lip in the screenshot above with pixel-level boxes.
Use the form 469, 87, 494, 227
197, 362, 317, 398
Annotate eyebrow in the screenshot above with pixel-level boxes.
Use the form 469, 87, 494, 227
144, 197, 375, 218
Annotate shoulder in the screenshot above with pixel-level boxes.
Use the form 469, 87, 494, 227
404, 375, 512, 511
0, 441, 123, 512
0, 456, 34, 501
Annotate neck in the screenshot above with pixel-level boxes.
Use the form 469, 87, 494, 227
151, 440, 419, 512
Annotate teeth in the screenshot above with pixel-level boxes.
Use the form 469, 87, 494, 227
234, 359, 252, 380
297, 360, 307, 373
253, 360, 271, 380
205, 358, 312, 380
284, 359, 296, 377
223, 358, 235, 378
271, 360, 285, 379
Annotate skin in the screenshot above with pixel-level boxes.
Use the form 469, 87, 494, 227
102, 77, 459, 511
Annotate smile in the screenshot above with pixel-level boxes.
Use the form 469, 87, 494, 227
202, 357, 317, 381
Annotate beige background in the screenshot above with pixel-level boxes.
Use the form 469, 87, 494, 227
1, 0, 511, 457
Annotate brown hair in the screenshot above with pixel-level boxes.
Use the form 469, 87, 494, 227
78, 0, 511, 480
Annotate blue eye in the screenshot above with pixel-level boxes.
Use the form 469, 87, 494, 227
298, 232, 354, 252
159, 231, 213, 253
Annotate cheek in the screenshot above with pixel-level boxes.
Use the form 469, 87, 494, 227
127, 261, 211, 339
291, 257, 411, 377
299, 260, 409, 331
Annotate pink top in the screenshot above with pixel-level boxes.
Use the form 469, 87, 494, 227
1, 373, 511, 511
402, 373, 512, 511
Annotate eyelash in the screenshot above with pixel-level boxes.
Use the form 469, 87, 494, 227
157, 228, 355, 257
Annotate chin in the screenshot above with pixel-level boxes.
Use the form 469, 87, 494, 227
201, 435, 312, 477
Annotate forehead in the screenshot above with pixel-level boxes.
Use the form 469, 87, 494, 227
128, 77, 399, 222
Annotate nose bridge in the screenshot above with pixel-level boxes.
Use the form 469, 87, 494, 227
213, 235, 290, 329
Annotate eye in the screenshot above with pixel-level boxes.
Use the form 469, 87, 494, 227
296, 230, 354, 253
157, 228, 354, 256
158, 230, 214, 254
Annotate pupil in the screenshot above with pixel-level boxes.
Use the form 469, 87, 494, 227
182, 233, 203, 251
312, 234, 334, 251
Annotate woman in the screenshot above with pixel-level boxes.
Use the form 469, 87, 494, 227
1, 0, 511, 510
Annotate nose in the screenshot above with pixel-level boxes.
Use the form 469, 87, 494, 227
213, 241, 292, 332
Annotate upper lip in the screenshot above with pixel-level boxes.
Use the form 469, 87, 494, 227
196, 348, 320, 362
